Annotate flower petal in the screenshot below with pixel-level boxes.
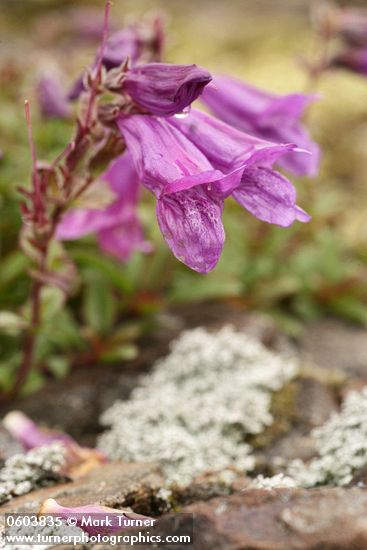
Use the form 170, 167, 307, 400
3, 411, 73, 450
3, 411, 107, 478
37, 72, 70, 119
117, 115, 219, 197
232, 167, 310, 227
124, 63, 212, 116
201, 75, 320, 177
56, 152, 151, 262
97, 214, 153, 262
156, 187, 225, 273
169, 109, 297, 194
39, 498, 153, 536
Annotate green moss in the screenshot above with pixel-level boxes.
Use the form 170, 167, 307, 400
249, 381, 299, 449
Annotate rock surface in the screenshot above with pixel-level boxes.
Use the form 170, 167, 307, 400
0, 461, 163, 515
126, 488, 367, 550
300, 319, 367, 376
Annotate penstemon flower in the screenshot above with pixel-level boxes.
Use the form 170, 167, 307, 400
11, 0, 316, 398
122, 63, 212, 116
201, 75, 320, 177
117, 111, 309, 273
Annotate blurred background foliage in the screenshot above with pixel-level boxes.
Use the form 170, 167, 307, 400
1, 0, 367, 392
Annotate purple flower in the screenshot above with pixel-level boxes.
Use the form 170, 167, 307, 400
330, 48, 367, 76
123, 63, 212, 117
56, 153, 151, 262
3, 411, 73, 450
170, 110, 310, 226
3, 411, 107, 477
201, 75, 320, 177
118, 112, 309, 273
39, 499, 154, 536
37, 72, 70, 119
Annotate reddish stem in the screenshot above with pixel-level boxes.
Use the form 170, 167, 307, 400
14, 2, 112, 397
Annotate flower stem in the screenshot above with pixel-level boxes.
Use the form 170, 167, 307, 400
14, 2, 112, 396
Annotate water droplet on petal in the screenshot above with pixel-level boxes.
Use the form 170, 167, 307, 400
174, 105, 191, 119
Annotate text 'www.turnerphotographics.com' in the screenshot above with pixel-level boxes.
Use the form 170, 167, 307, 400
2, 513, 194, 546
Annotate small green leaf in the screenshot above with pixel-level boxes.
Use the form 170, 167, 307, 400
101, 344, 138, 363
40, 286, 65, 321
0, 311, 27, 336
48, 356, 70, 378
83, 274, 117, 334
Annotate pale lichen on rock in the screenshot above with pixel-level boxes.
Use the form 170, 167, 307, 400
250, 473, 298, 490
99, 326, 298, 485
289, 386, 367, 487
0, 442, 66, 504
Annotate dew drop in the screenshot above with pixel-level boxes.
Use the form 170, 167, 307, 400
174, 105, 191, 119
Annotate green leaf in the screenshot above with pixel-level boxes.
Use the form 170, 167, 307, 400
48, 356, 70, 378
329, 296, 367, 325
83, 274, 117, 334
0, 252, 29, 288
39, 286, 65, 322
101, 344, 138, 363
71, 248, 134, 294
0, 311, 27, 336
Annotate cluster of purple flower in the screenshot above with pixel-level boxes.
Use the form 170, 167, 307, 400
51, 18, 320, 274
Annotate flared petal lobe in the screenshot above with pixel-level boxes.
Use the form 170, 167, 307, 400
169, 109, 298, 193
232, 167, 311, 227
123, 63, 212, 116
201, 75, 320, 177
157, 188, 225, 273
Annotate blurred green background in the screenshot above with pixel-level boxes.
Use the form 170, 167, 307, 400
0, 0, 367, 391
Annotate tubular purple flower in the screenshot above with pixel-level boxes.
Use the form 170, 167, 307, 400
170, 110, 310, 227
39, 499, 153, 536
118, 113, 309, 272
37, 73, 70, 119
56, 153, 151, 262
123, 63, 212, 117
201, 76, 320, 177
118, 115, 225, 272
